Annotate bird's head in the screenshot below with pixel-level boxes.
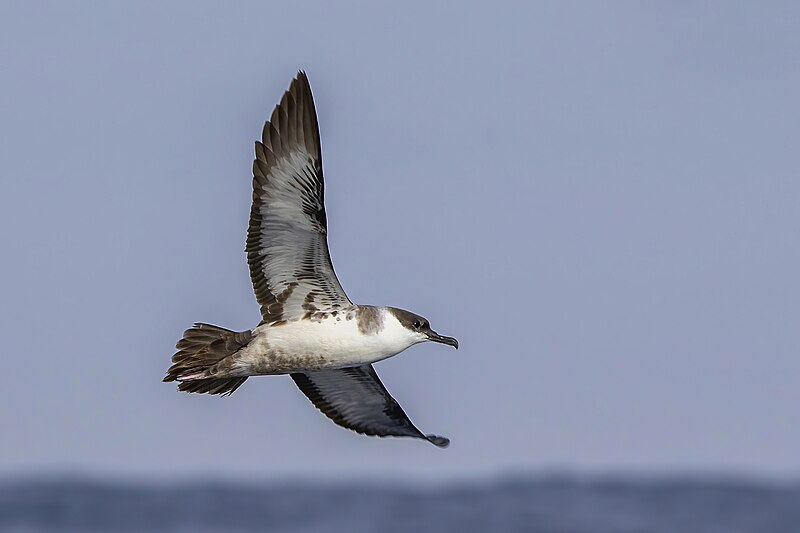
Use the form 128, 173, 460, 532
387, 307, 459, 350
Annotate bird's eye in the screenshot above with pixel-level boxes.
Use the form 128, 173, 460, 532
413, 320, 421, 329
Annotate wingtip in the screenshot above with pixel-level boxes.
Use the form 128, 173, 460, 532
427, 435, 450, 448
295, 70, 309, 85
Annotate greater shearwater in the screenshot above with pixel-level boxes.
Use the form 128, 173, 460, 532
164, 72, 458, 447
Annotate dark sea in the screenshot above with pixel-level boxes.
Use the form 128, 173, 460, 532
2, 477, 799, 533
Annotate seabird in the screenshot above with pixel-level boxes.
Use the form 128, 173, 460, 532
164, 72, 458, 447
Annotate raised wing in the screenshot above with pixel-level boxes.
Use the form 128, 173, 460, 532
291, 365, 449, 448
248, 72, 351, 324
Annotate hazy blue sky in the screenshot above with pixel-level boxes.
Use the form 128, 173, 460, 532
2, 1, 799, 481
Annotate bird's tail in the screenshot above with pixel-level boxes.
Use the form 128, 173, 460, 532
163, 323, 253, 396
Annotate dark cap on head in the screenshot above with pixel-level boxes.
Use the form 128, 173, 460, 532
388, 307, 459, 349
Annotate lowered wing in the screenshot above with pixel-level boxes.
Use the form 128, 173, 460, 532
291, 364, 449, 448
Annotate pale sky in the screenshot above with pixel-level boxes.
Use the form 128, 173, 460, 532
1, 1, 799, 481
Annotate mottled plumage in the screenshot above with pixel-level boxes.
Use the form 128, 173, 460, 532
164, 72, 458, 447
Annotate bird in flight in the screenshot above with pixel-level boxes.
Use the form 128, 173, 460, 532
164, 72, 458, 447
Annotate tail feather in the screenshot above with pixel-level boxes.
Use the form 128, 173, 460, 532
177, 376, 248, 396
164, 323, 253, 396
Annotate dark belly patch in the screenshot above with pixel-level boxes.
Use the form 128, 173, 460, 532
252, 350, 329, 375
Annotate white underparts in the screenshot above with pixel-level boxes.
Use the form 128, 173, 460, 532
233, 307, 426, 375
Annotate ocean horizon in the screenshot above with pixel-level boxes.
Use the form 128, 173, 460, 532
3, 475, 799, 532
